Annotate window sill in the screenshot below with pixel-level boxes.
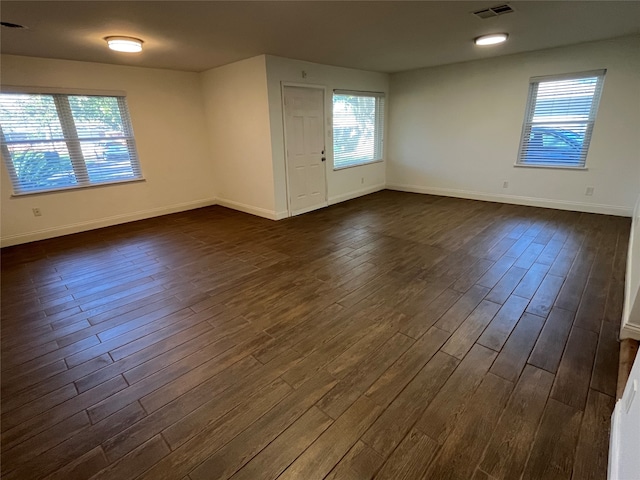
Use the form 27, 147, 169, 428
333, 159, 384, 171
513, 163, 588, 171
11, 178, 146, 197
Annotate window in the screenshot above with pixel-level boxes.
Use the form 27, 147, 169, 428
332, 90, 384, 169
516, 70, 605, 169
0, 92, 142, 194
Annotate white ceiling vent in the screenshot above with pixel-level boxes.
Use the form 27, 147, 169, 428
472, 4, 515, 19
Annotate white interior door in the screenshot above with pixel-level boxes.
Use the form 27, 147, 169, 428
283, 86, 327, 216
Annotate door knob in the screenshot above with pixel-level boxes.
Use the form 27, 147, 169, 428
321, 157, 326, 162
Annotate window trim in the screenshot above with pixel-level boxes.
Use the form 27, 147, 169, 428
515, 69, 606, 170
2, 85, 126, 97
1, 91, 144, 195
513, 163, 588, 171
332, 89, 385, 171
9, 178, 146, 197
333, 158, 384, 171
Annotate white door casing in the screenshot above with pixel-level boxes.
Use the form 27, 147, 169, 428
283, 85, 327, 216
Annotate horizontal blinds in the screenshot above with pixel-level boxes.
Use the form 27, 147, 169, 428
0, 94, 65, 142
517, 70, 605, 168
0, 92, 142, 194
333, 90, 384, 169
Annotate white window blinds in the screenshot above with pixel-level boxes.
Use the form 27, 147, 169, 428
516, 70, 605, 168
333, 90, 384, 169
0, 92, 142, 194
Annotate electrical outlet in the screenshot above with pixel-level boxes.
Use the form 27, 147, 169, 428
32, 208, 42, 217
585, 186, 594, 196
502, 181, 509, 189
361, 177, 365, 184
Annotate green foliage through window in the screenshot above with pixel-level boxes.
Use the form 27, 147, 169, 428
0, 92, 142, 194
333, 91, 384, 169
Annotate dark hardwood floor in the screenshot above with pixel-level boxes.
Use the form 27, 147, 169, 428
1, 190, 629, 480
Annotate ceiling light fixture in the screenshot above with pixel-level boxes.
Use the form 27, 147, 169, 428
105, 36, 143, 53
474, 33, 508, 46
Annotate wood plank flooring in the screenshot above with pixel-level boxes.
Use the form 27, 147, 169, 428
1, 190, 630, 480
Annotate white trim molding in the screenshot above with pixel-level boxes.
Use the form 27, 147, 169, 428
215, 198, 287, 221
329, 184, 385, 206
620, 322, 640, 341
1, 85, 127, 96
385, 184, 633, 217
1, 198, 218, 247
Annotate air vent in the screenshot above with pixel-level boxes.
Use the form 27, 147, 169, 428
472, 4, 514, 19
1, 22, 27, 29
491, 4, 514, 14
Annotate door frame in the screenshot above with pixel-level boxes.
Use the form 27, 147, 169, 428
281, 82, 328, 217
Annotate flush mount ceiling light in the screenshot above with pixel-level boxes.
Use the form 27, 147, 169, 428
105, 36, 143, 53
474, 33, 509, 46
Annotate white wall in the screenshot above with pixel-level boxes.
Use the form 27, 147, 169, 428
622, 194, 640, 340
265, 55, 389, 216
200, 55, 278, 219
609, 352, 640, 479
1, 55, 215, 247
4, 37, 637, 246
0, 53, 390, 241
387, 36, 640, 216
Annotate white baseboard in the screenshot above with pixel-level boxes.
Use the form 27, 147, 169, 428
218, 185, 385, 220
329, 184, 386, 206
385, 183, 633, 217
1, 198, 218, 248
620, 321, 640, 341
215, 198, 287, 221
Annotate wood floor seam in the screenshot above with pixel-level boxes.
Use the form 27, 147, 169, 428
1, 191, 627, 480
